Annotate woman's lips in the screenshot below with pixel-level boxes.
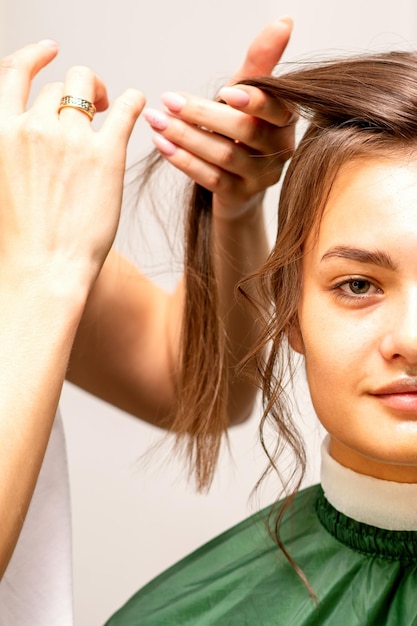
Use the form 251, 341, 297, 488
372, 380, 417, 412
375, 392, 417, 412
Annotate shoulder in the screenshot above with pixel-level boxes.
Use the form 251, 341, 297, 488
105, 485, 322, 625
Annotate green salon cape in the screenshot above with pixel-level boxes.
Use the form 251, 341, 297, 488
105, 485, 417, 625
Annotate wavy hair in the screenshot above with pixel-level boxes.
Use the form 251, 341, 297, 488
176, 52, 417, 576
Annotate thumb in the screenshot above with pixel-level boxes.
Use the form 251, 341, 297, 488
230, 17, 293, 83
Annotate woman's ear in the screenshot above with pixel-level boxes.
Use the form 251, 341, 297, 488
287, 318, 305, 354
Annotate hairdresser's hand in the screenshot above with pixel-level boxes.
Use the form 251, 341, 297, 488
143, 18, 296, 220
0, 41, 144, 294
0, 42, 145, 580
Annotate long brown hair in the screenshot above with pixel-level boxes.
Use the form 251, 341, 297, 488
178, 51, 417, 524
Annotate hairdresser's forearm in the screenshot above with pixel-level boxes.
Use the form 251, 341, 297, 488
213, 198, 269, 423
0, 270, 88, 579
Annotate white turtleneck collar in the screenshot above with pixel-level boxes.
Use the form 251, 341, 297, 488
320, 435, 417, 531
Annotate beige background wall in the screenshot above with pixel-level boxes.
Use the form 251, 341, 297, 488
2, 1, 417, 624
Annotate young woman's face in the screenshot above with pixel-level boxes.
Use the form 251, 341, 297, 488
293, 155, 417, 481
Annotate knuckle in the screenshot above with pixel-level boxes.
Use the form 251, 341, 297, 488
116, 98, 133, 115
241, 117, 263, 146
212, 172, 238, 197
206, 169, 223, 191
191, 99, 209, 122
115, 91, 144, 118
179, 151, 193, 172
115, 98, 136, 120
20, 116, 50, 141
20, 114, 81, 149
173, 120, 188, 143
218, 141, 236, 168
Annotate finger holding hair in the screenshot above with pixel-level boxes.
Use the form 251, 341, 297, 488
143, 18, 296, 217
217, 84, 297, 127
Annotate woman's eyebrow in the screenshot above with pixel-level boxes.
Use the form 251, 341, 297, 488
321, 246, 397, 270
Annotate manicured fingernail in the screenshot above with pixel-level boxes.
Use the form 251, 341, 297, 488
217, 87, 250, 107
161, 92, 186, 113
143, 108, 169, 131
152, 134, 177, 156
38, 39, 59, 48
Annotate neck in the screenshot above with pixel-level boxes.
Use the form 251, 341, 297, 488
321, 436, 417, 530
329, 437, 417, 483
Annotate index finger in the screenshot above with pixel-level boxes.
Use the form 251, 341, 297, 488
230, 18, 293, 83
0, 40, 59, 115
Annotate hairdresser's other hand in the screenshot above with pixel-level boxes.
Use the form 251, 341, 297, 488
0, 40, 145, 579
0, 41, 145, 294
143, 18, 295, 219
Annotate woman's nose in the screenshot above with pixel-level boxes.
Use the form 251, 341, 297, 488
380, 287, 417, 364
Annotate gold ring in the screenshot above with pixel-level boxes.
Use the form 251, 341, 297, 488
58, 96, 96, 121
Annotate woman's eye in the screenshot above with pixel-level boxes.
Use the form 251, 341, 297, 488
345, 279, 372, 295
335, 277, 380, 298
